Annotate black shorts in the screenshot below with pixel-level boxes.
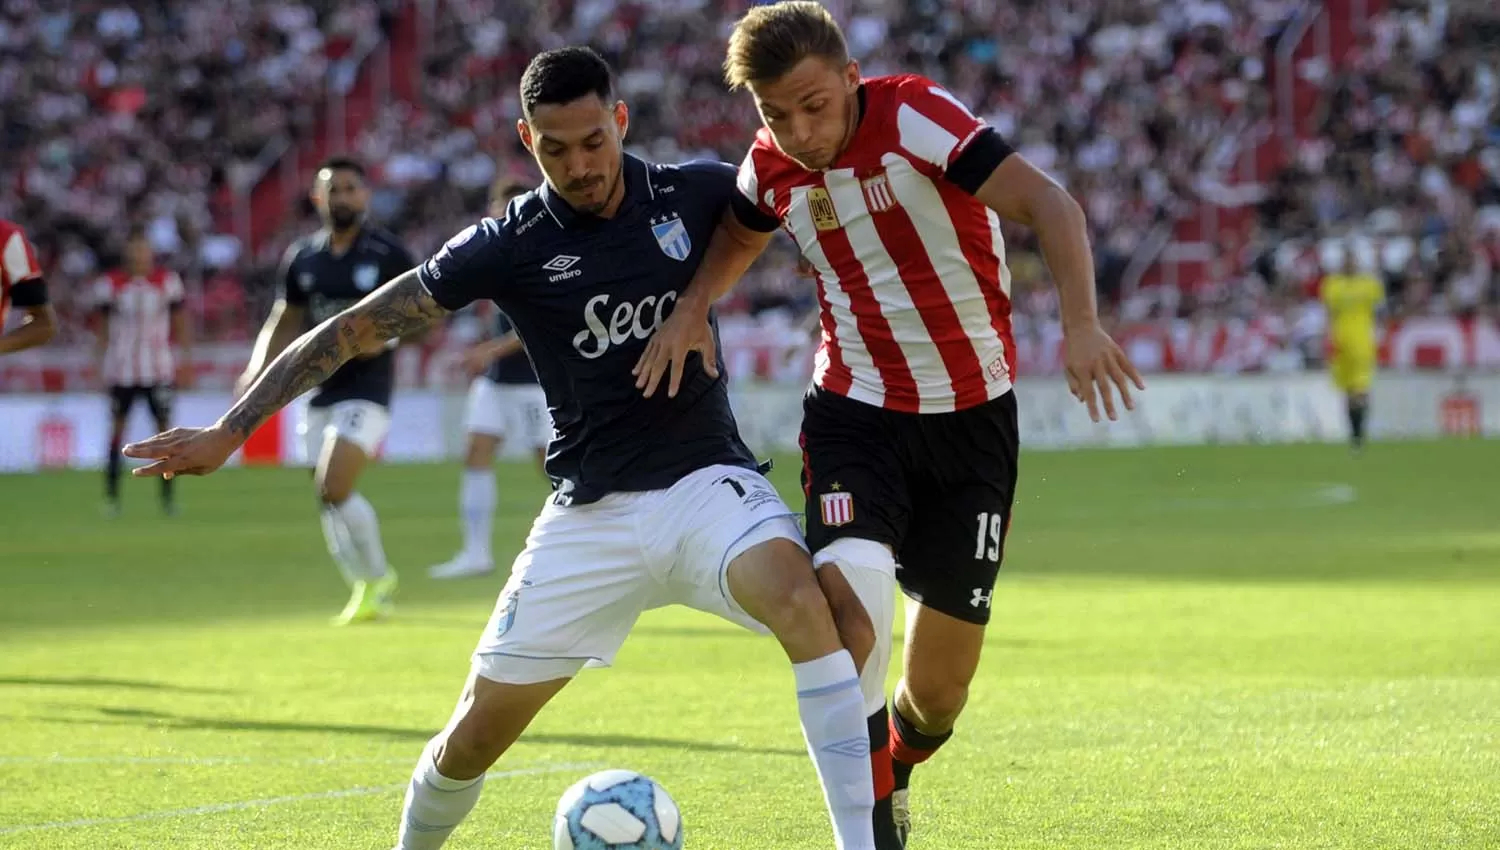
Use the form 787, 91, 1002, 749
108, 384, 174, 423
799, 386, 1019, 625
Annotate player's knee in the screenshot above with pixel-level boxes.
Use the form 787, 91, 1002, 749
317, 478, 353, 505
739, 539, 838, 644
902, 673, 970, 729
464, 435, 499, 468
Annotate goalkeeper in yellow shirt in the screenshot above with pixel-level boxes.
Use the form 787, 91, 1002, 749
1320, 248, 1384, 449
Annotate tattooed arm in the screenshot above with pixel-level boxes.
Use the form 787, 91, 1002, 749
220, 270, 448, 441
124, 219, 500, 479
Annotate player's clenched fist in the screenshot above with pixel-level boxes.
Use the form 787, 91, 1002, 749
122, 425, 239, 479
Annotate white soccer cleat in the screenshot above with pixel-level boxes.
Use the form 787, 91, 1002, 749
427, 553, 495, 580
891, 788, 911, 847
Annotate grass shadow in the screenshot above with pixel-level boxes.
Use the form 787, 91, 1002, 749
16, 706, 805, 757
0, 676, 232, 695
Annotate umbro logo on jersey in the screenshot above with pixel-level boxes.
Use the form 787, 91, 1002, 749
544, 254, 581, 281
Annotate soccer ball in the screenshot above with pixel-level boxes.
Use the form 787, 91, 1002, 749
553, 769, 684, 850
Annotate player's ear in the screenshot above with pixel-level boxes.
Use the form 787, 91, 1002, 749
843, 60, 860, 91
612, 101, 629, 141
516, 119, 533, 153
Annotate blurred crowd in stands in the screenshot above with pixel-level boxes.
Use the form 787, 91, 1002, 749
2, 0, 1496, 374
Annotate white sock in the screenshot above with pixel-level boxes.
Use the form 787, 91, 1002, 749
395, 738, 485, 850
794, 649, 877, 850
320, 505, 366, 586
459, 468, 496, 562
337, 493, 389, 579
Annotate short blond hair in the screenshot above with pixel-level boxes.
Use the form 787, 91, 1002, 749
724, 1, 849, 91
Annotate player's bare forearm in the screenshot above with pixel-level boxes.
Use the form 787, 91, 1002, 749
678, 210, 774, 317
974, 156, 1099, 330
1029, 189, 1099, 330
488, 332, 523, 360
0, 305, 56, 354
243, 301, 303, 380
220, 273, 448, 440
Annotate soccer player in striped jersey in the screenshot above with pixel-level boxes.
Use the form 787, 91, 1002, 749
93, 227, 192, 516
635, 4, 1143, 846
0, 219, 55, 354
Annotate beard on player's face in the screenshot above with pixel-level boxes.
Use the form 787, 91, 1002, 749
557, 162, 621, 215
326, 206, 361, 230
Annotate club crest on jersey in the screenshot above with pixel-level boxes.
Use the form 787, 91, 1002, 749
353, 263, 379, 291
297, 271, 315, 291
820, 490, 854, 527
861, 172, 897, 213
650, 213, 692, 262
807, 187, 840, 231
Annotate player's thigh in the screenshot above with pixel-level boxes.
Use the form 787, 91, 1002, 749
107, 386, 137, 426
474, 495, 654, 685
145, 384, 174, 426
800, 387, 910, 556
649, 465, 808, 634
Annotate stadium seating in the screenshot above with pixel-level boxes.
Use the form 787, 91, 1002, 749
1, 0, 1495, 380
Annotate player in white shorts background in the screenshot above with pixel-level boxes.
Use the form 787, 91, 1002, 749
236, 156, 416, 625
430, 178, 550, 580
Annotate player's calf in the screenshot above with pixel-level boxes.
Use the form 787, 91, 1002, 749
725, 536, 878, 850
396, 672, 570, 850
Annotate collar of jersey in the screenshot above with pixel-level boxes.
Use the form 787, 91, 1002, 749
539, 154, 652, 228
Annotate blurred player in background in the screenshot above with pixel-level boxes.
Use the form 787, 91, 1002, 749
637, 4, 1141, 846
428, 177, 550, 580
1320, 241, 1384, 451
126, 47, 880, 850
236, 156, 417, 625
0, 218, 55, 354
94, 227, 192, 516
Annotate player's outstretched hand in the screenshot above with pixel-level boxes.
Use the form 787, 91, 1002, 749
122, 424, 239, 480
1063, 322, 1145, 422
632, 306, 719, 398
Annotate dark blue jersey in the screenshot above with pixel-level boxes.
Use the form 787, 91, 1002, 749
279, 225, 415, 408
486, 311, 539, 385
417, 154, 757, 505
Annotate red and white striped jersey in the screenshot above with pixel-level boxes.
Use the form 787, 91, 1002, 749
736, 74, 1015, 414
1, 219, 45, 326
93, 267, 184, 386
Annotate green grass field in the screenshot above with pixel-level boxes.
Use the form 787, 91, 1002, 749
2, 442, 1497, 849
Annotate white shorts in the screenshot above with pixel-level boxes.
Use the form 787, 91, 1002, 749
472, 464, 806, 685
298, 400, 391, 462
465, 378, 551, 449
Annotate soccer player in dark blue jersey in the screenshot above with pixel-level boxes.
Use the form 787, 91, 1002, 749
124, 47, 878, 850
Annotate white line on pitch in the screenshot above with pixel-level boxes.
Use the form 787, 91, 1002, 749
0, 762, 599, 837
